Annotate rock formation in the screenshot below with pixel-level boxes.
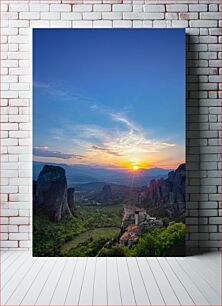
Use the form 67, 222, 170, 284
67, 188, 76, 212
120, 205, 163, 247
37, 165, 72, 222
139, 163, 185, 211
33, 180, 38, 203
93, 184, 112, 204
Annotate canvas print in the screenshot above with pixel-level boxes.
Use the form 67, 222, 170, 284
33, 29, 185, 257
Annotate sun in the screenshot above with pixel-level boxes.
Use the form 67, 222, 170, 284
132, 165, 139, 171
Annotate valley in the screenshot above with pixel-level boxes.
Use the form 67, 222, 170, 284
33, 204, 123, 257
33, 163, 186, 257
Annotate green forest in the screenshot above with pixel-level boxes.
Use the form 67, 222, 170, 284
33, 204, 123, 256
33, 204, 185, 257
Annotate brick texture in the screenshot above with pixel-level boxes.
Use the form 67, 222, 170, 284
0, 0, 221, 254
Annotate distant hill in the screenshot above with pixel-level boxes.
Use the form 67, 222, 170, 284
33, 161, 173, 187
141, 168, 172, 177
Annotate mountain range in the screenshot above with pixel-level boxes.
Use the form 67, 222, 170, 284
33, 161, 173, 187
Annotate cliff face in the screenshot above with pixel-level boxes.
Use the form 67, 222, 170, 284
139, 163, 185, 211
93, 184, 112, 204
67, 188, 76, 212
37, 165, 73, 222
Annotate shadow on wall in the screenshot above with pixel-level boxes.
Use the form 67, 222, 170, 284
186, 33, 204, 256
186, 33, 200, 255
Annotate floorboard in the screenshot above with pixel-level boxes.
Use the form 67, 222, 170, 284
175, 257, 221, 305
127, 257, 150, 305
78, 257, 96, 306
2, 251, 23, 274
35, 258, 66, 305
1, 251, 15, 263
185, 256, 220, 294
148, 257, 180, 305
21, 258, 55, 305
117, 257, 136, 306
167, 257, 210, 305
2, 256, 38, 305
157, 257, 195, 305
50, 257, 77, 305
1, 251, 220, 306
6, 257, 46, 305
64, 257, 87, 306
195, 252, 219, 274
1, 252, 29, 289
93, 257, 107, 306
136, 257, 165, 305
107, 257, 122, 306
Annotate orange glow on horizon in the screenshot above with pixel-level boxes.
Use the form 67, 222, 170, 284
34, 155, 184, 171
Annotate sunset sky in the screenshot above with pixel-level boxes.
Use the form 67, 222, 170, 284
33, 29, 185, 170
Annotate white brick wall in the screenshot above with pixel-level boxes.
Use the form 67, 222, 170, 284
1, 0, 221, 254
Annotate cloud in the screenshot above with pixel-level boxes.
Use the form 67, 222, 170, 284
34, 80, 95, 103
90, 104, 99, 111
42, 111, 177, 166
73, 114, 176, 165
110, 113, 138, 132
90, 103, 134, 117
109, 113, 175, 151
34, 81, 75, 100
33, 146, 84, 160
66, 113, 176, 162
90, 145, 125, 157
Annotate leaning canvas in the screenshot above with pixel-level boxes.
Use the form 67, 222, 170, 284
33, 29, 186, 257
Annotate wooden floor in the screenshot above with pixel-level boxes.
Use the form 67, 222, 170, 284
1, 251, 221, 306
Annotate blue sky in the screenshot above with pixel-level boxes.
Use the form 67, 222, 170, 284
33, 29, 185, 170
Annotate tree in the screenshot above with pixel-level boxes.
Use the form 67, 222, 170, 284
99, 244, 126, 257
130, 223, 185, 257
162, 217, 170, 227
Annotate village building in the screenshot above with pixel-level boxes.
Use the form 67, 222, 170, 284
120, 205, 163, 247
120, 224, 139, 247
